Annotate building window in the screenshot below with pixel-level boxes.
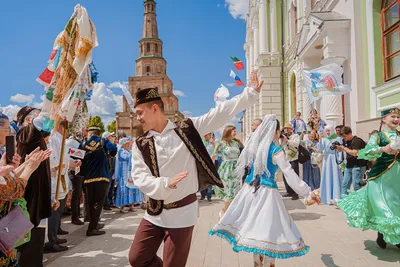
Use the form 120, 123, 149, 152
146, 43, 150, 53
146, 66, 151, 73
294, 5, 298, 35
382, 0, 400, 80
155, 43, 158, 53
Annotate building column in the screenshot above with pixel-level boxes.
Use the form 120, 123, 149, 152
259, 0, 269, 54
270, 0, 278, 53
320, 57, 346, 127
245, 49, 250, 81
249, 40, 254, 72
253, 20, 260, 69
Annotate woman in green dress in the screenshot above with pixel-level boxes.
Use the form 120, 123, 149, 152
213, 125, 243, 218
337, 107, 400, 249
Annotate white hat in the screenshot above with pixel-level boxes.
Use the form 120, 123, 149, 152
102, 131, 115, 139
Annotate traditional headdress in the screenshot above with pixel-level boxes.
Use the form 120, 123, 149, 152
381, 107, 400, 117
134, 88, 162, 108
235, 114, 278, 183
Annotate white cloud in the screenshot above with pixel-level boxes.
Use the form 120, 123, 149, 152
0, 104, 21, 120
87, 82, 123, 126
10, 93, 35, 104
225, 0, 249, 20
182, 111, 192, 117
173, 90, 185, 97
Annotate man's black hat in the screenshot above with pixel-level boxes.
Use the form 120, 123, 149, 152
134, 88, 162, 108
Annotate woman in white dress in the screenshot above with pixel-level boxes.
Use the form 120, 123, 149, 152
209, 115, 320, 267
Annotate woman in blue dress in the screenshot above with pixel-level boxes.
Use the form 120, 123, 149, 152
318, 125, 343, 205
115, 137, 143, 213
302, 131, 321, 190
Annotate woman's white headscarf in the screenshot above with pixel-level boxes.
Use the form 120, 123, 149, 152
325, 124, 335, 137
235, 114, 277, 181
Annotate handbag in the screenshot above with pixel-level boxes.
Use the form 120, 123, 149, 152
0, 201, 34, 253
297, 145, 311, 164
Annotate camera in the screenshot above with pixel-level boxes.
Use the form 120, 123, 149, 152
330, 141, 342, 150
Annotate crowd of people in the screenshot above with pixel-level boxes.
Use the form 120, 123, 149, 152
0, 70, 398, 267
0, 106, 147, 266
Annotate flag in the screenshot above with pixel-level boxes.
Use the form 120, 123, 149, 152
230, 70, 244, 86
230, 56, 244, 70
109, 82, 135, 112
302, 63, 352, 101
214, 84, 230, 106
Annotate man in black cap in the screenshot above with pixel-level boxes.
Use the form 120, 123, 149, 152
79, 125, 117, 236
128, 71, 263, 267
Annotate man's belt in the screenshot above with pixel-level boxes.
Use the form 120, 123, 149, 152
163, 193, 197, 210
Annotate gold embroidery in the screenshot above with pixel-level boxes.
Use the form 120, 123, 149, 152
85, 142, 100, 151
147, 199, 162, 213
368, 131, 400, 181
144, 89, 160, 100
175, 123, 222, 185
145, 136, 162, 213
164, 202, 178, 209
84, 177, 109, 184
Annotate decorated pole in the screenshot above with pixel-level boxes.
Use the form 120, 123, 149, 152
54, 120, 68, 203
36, 4, 98, 206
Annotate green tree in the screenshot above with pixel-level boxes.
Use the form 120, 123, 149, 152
107, 120, 116, 133
89, 116, 105, 135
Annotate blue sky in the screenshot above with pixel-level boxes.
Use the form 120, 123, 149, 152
0, 0, 249, 127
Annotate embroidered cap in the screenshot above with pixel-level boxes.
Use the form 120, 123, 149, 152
134, 88, 162, 108
381, 107, 400, 117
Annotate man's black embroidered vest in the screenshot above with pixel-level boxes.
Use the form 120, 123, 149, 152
135, 118, 223, 216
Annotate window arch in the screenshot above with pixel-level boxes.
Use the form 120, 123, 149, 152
146, 66, 151, 73
146, 43, 150, 53
381, 0, 400, 80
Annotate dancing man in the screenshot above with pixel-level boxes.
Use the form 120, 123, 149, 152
128, 71, 263, 267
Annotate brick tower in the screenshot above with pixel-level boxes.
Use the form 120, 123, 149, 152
116, 0, 183, 137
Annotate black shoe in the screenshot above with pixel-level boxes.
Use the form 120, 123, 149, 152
103, 206, 112, 211
96, 223, 105, 230
291, 194, 299, 200
86, 229, 106, 236
396, 244, 400, 249
376, 232, 387, 249
44, 244, 68, 253
57, 229, 69, 235
84, 218, 91, 223
56, 238, 67, 244
71, 218, 84, 225
199, 197, 205, 201
207, 199, 212, 203
283, 193, 293, 197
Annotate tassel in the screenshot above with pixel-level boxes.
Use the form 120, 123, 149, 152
250, 175, 261, 193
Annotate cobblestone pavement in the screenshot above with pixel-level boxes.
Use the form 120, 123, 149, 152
46, 183, 399, 267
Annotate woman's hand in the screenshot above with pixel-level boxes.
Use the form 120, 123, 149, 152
383, 144, 396, 155
0, 154, 21, 176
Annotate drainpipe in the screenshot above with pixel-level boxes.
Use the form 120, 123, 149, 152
280, 0, 286, 121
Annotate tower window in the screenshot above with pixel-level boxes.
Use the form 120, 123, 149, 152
146, 66, 151, 73
146, 43, 150, 52
155, 44, 158, 52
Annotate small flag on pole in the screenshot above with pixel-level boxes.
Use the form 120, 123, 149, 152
230, 70, 244, 86
230, 56, 244, 70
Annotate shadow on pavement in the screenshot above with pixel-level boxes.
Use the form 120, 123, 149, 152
291, 212, 325, 221
363, 240, 400, 263
320, 254, 341, 267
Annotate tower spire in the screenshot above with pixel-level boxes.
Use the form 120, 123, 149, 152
137, 0, 164, 76
143, 0, 158, 38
